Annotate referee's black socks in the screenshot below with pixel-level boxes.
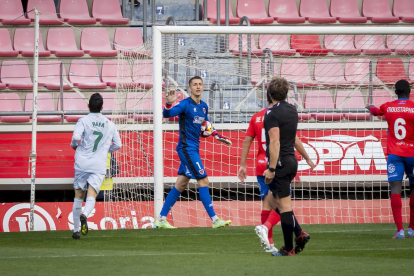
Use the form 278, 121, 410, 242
280, 211, 295, 251
277, 208, 302, 238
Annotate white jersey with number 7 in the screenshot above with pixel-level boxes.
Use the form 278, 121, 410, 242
70, 113, 122, 174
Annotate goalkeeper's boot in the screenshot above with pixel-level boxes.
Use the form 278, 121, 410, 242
255, 225, 270, 249
265, 244, 278, 253
271, 247, 295, 257
295, 230, 310, 254
392, 229, 405, 239
72, 232, 80, 240
80, 214, 89, 236
154, 219, 177, 229
407, 228, 414, 238
212, 218, 232, 228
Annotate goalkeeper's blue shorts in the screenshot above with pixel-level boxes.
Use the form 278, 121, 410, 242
257, 176, 270, 200
177, 148, 208, 180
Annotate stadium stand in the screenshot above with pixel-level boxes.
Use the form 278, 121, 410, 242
250, 58, 277, 86
268, 0, 306, 23
344, 58, 379, 86
101, 60, 136, 88
393, 0, 414, 23
126, 92, 156, 122
258, 35, 296, 56
229, 34, 261, 55
133, 59, 157, 89
13, 28, 51, 57
100, 92, 128, 121
38, 60, 71, 90
0, 93, 30, 123
236, 0, 274, 24
59, 0, 97, 25
372, 90, 395, 119
57, 93, 88, 122
287, 91, 311, 121
290, 35, 329, 56
26, 0, 63, 25
323, 35, 361, 55
68, 60, 107, 89
92, 0, 129, 24
376, 58, 407, 85
46, 28, 85, 57
386, 35, 414, 55
299, 0, 337, 23
80, 28, 117, 57
280, 59, 317, 87
335, 90, 369, 120
354, 35, 392, 55
0, 29, 19, 57
0, 0, 31, 25
0, 61, 33, 90
314, 59, 348, 86
24, 93, 61, 123
362, 0, 399, 23
204, 0, 240, 24
305, 90, 342, 121
330, 0, 367, 23
409, 58, 414, 83
113, 28, 145, 54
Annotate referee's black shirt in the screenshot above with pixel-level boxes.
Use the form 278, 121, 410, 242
264, 101, 298, 158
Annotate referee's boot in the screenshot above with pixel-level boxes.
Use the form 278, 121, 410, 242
295, 230, 310, 254
272, 247, 295, 256
72, 231, 80, 239
80, 214, 89, 236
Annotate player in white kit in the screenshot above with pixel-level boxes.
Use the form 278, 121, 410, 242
70, 93, 122, 239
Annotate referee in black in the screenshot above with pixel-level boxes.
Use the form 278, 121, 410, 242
263, 76, 306, 256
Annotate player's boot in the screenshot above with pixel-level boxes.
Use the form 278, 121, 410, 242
154, 219, 177, 229
255, 225, 270, 249
392, 229, 405, 239
72, 232, 80, 239
295, 230, 310, 254
407, 228, 414, 238
212, 218, 232, 228
271, 247, 295, 256
80, 214, 89, 236
265, 244, 278, 253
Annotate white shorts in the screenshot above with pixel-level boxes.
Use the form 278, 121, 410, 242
73, 170, 104, 193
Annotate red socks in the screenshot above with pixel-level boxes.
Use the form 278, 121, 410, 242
262, 210, 281, 245
409, 195, 414, 229
391, 194, 404, 231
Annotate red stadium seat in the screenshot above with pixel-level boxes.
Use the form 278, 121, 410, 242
408, 58, 414, 83
228, 34, 261, 56
354, 35, 392, 55
0, 61, 33, 90
386, 35, 414, 55
46, 28, 84, 57
305, 90, 342, 121
59, 0, 97, 25
280, 59, 317, 87
268, 0, 305, 23
204, 0, 240, 24
100, 93, 127, 121
376, 58, 408, 85
250, 59, 277, 86
287, 91, 311, 121
258, 35, 296, 56
24, 93, 61, 123
68, 60, 107, 89
330, 0, 367, 23
132, 60, 159, 89
372, 91, 396, 109
335, 90, 369, 120
362, 0, 399, 23
314, 59, 348, 86
0, 0, 31, 25
13, 29, 51, 57
101, 60, 136, 88
345, 58, 380, 86
113, 28, 149, 55
81, 28, 117, 57
323, 35, 361, 55
0, 93, 30, 123
0, 29, 19, 57
26, 0, 63, 25
290, 35, 329, 56
92, 0, 129, 25
393, 0, 414, 23
38, 61, 71, 90
236, 0, 274, 24
57, 93, 88, 122
299, 0, 337, 23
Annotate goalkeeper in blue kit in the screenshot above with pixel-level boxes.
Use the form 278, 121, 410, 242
155, 76, 232, 228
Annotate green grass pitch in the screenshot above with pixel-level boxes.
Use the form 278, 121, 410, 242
1, 223, 413, 276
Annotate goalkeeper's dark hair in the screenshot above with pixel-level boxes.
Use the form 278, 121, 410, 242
267, 77, 289, 102
189, 76, 203, 86
395, 79, 411, 98
89, 93, 103, 113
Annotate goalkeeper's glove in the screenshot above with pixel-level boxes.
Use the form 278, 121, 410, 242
212, 131, 232, 146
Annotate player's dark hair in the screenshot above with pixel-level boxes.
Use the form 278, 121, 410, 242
267, 90, 273, 105
395, 79, 411, 98
189, 76, 203, 86
267, 77, 289, 102
89, 93, 103, 113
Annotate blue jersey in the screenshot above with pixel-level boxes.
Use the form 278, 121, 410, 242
163, 97, 209, 150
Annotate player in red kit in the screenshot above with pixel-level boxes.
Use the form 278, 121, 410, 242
238, 93, 315, 253
367, 79, 414, 239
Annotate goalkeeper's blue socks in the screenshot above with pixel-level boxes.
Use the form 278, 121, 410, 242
159, 186, 182, 218
199, 186, 217, 219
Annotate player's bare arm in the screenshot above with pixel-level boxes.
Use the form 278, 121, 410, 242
294, 135, 315, 171
264, 127, 280, 184
238, 136, 254, 183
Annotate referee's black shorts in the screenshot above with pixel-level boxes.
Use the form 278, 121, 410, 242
269, 155, 298, 199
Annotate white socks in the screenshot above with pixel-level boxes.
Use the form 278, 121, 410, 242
158, 215, 167, 221
83, 196, 96, 217
72, 198, 83, 233
211, 215, 219, 223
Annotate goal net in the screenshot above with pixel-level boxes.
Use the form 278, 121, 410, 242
107, 26, 413, 228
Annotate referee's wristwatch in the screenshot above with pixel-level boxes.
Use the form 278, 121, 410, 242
268, 167, 276, 173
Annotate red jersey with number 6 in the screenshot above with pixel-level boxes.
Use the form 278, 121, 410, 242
246, 109, 268, 175
376, 99, 414, 157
